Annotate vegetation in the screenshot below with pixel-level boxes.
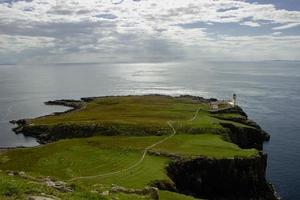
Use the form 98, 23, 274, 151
0, 170, 201, 200
31, 96, 201, 126
0, 95, 260, 199
153, 134, 258, 158
0, 172, 108, 200
160, 191, 200, 200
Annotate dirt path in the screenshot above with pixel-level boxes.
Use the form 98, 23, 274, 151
69, 106, 201, 182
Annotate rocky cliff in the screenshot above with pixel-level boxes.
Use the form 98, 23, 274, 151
210, 106, 270, 150
166, 154, 278, 200
9, 96, 278, 199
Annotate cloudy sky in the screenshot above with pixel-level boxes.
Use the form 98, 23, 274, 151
0, 0, 300, 63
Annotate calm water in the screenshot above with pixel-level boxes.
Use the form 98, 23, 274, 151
0, 61, 299, 199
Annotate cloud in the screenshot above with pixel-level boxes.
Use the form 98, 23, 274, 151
95, 14, 118, 20
0, 34, 55, 53
273, 23, 300, 30
240, 21, 261, 27
0, 0, 300, 63
272, 32, 282, 36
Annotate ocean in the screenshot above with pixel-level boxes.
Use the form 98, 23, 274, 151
0, 61, 299, 199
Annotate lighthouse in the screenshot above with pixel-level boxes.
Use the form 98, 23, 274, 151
232, 94, 237, 106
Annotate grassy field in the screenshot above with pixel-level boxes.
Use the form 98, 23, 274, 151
160, 191, 199, 200
0, 95, 259, 199
31, 96, 201, 126
0, 134, 257, 199
0, 171, 199, 200
0, 134, 257, 181
27, 95, 251, 138
153, 134, 257, 158
0, 139, 169, 188
0, 172, 110, 200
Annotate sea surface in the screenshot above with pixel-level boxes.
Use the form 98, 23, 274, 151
0, 61, 299, 199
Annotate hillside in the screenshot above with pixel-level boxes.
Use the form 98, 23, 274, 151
1, 95, 277, 199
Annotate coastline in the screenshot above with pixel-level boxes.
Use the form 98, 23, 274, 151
5, 95, 279, 199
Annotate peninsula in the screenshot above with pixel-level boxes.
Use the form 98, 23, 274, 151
1, 95, 278, 200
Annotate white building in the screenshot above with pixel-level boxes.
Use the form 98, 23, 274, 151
211, 102, 219, 110
228, 94, 237, 106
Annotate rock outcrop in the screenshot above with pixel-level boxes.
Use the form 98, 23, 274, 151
166, 154, 278, 200
220, 122, 269, 150
210, 106, 270, 150
11, 122, 170, 144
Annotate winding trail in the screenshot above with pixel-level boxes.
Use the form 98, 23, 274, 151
69, 106, 201, 182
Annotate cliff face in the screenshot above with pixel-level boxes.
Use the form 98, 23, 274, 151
12, 121, 169, 144
166, 154, 278, 200
220, 123, 269, 150
9, 96, 278, 199
210, 106, 270, 150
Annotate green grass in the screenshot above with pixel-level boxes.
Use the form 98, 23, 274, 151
212, 113, 244, 119
0, 132, 257, 199
0, 134, 257, 187
0, 172, 108, 200
0, 140, 169, 189
0, 139, 169, 199
180, 110, 250, 131
160, 191, 200, 200
0, 95, 259, 199
31, 96, 201, 126
68, 134, 258, 158
27, 95, 251, 139
153, 134, 258, 158
0, 171, 157, 200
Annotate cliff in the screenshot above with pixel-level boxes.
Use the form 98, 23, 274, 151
7, 95, 278, 199
166, 154, 278, 200
210, 106, 270, 150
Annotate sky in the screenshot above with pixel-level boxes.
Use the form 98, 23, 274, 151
0, 0, 300, 64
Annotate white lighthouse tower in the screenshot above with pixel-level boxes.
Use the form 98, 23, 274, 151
232, 93, 237, 106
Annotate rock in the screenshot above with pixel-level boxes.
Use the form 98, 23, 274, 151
101, 190, 109, 196
28, 196, 56, 200
150, 180, 177, 191
9, 120, 17, 124
147, 187, 159, 200
55, 181, 65, 186
43, 178, 72, 192
19, 171, 26, 176
220, 122, 269, 150
45, 180, 56, 187
8, 172, 14, 176
166, 154, 278, 200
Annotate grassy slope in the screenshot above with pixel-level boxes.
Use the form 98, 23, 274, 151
0, 95, 258, 199
0, 134, 256, 182
0, 136, 256, 199
0, 140, 169, 188
31, 96, 200, 126
0, 172, 108, 200
31, 96, 251, 132
0, 171, 199, 200
160, 191, 200, 200
153, 134, 257, 158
